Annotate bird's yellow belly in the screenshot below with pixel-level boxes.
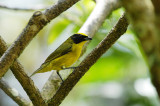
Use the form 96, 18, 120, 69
49, 48, 81, 71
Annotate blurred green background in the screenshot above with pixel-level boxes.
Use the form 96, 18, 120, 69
0, 0, 159, 106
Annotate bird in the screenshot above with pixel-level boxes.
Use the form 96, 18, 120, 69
30, 33, 92, 82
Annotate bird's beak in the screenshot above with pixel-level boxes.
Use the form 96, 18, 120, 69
84, 37, 92, 41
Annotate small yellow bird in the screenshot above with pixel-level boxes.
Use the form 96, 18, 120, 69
30, 33, 92, 81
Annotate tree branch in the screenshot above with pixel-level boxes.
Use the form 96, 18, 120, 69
122, 0, 158, 58
41, 71, 61, 101
0, 36, 46, 106
47, 13, 128, 106
79, 0, 121, 37
0, 0, 80, 78
121, 0, 160, 97
41, 0, 122, 101
0, 78, 30, 106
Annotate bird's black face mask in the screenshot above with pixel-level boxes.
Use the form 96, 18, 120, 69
71, 34, 92, 44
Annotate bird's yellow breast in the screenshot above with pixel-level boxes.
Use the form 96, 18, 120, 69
48, 41, 87, 71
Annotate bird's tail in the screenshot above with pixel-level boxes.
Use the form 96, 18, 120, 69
30, 68, 41, 77
30, 62, 49, 77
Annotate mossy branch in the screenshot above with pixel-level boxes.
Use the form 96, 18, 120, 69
0, 36, 45, 106
0, 78, 30, 106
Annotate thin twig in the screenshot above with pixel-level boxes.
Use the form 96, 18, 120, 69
0, 36, 45, 106
0, 4, 47, 11
47, 13, 128, 106
41, 0, 121, 101
0, 78, 30, 106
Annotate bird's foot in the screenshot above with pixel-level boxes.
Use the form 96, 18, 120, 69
62, 66, 78, 70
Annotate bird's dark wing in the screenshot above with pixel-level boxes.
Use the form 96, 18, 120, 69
44, 39, 73, 63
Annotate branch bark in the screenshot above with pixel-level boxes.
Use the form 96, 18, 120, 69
0, 78, 30, 106
150, 0, 160, 98
151, 0, 160, 15
47, 13, 128, 106
41, 0, 121, 101
0, 0, 80, 78
0, 36, 45, 106
41, 71, 61, 101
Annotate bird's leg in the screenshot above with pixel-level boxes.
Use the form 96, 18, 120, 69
56, 71, 64, 83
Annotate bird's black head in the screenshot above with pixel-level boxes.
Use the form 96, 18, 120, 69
71, 33, 92, 44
